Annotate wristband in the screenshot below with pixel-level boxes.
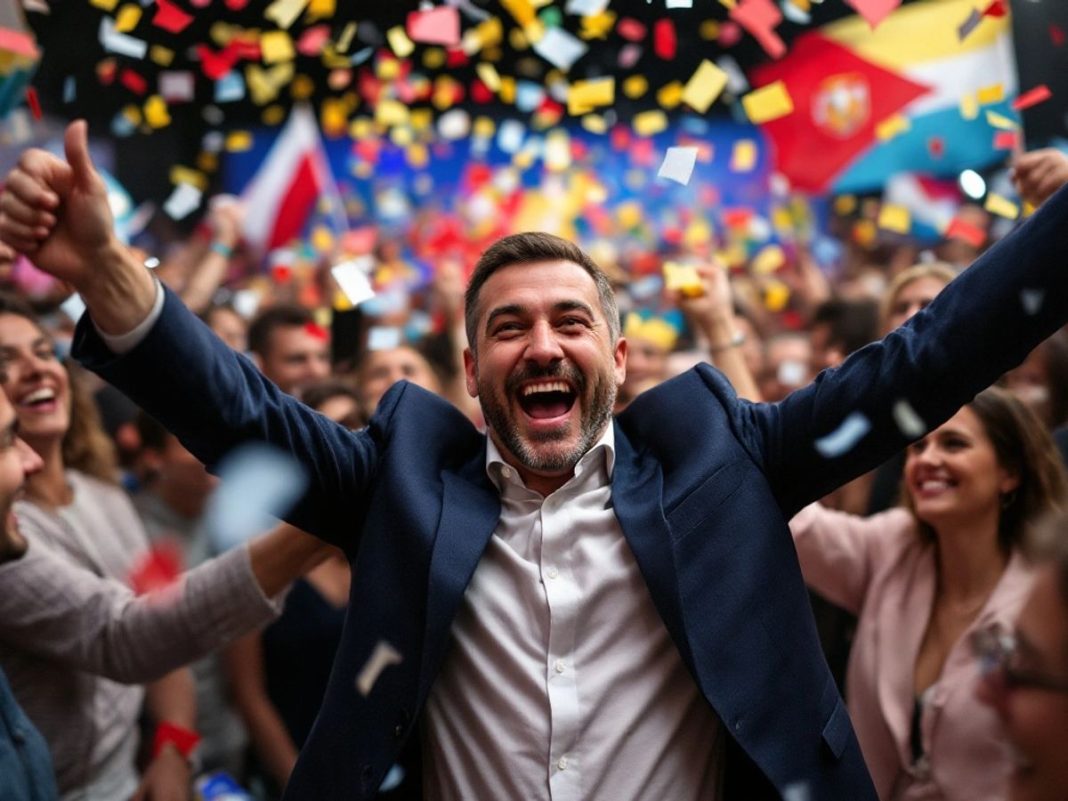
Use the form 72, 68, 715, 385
152, 721, 201, 763
210, 241, 234, 258
709, 330, 746, 354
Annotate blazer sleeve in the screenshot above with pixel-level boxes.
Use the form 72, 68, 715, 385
0, 539, 280, 684
789, 503, 913, 615
730, 185, 1068, 517
71, 287, 395, 548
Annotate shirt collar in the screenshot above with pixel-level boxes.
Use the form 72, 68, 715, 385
485, 422, 616, 492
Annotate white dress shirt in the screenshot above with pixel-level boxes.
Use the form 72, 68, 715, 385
423, 426, 723, 800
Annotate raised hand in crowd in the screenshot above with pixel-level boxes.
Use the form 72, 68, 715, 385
1013, 148, 1068, 208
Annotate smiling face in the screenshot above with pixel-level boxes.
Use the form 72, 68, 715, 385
0, 313, 71, 454
0, 391, 43, 563
905, 406, 1018, 530
464, 260, 626, 490
980, 567, 1068, 801
885, 275, 948, 334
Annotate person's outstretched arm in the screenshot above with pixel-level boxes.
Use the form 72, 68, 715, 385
0, 522, 326, 684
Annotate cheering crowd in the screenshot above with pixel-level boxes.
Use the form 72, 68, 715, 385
0, 121, 1067, 801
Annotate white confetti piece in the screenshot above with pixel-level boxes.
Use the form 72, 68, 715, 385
532, 27, 588, 72
162, 182, 202, 220
783, 783, 812, 801
892, 399, 926, 439
497, 119, 525, 154
214, 71, 245, 103
356, 641, 403, 696
331, 257, 376, 307
204, 443, 309, 552
367, 326, 403, 352
231, 289, 260, 320
59, 293, 86, 322
814, 412, 871, 458
99, 16, 147, 59
657, 146, 699, 185
159, 71, 195, 103
665, 0, 693, 7
565, 0, 608, 14
436, 108, 471, 140
1020, 288, 1044, 316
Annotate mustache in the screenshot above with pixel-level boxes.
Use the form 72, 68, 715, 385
505, 363, 586, 396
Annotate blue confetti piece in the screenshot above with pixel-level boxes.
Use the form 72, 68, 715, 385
814, 412, 871, 458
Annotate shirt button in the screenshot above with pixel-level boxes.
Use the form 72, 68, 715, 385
557, 755, 569, 770
546, 566, 559, 579
554, 659, 566, 674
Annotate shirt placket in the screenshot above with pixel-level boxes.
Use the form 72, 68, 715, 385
540, 491, 583, 801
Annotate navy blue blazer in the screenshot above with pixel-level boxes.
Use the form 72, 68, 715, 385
75, 187, 1068, 800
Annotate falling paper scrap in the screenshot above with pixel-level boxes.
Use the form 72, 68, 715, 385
331, 257, 376, 306
657, 146, 698, 185
814, 412, 872, 458
1020, 289, 1044, 316
892, 399, 926, 439
356, 641, 404, 696
162, 182, 202, 220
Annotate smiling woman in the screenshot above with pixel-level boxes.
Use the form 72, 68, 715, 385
789, 387, 1068, 801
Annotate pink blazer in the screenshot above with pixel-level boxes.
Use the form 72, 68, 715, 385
791, 503, 1033, 801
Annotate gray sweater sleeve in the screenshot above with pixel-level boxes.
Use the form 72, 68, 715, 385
0, 539, 281, 683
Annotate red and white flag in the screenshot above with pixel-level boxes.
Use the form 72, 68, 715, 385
240, 104, 343, 255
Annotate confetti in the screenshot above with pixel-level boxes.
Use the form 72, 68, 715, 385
751, 244, 785, 274
741, 81, 793, 124
657, 146, 698, 185
877, 204, 910, 234
976, 83, 1004, 105
1012, 85, 1052, 112
407, 7, 461, 47
892, 400, 926, 439
264, 0, 308, 30
653, 18, 676, 60
944, 217, 985, 248
1020, 289, 1044, 316
844, 0, 901, 29
983, 193, 1018, 220
567, 77, 614, 115
730, 139, 757, 172
729, 0, 786, 59
662, 262, 703, 296
59, 292, 86, 322
99, 16, 148, 59
386, 26, 415, 58
993, 130, 1018, 150
203, 443, 310, 552
957, 7, 982, 42
681, 60, 728, 114
814, 412, 871, 458
532, 27, 587, 71
985, 110, 1018, 130
159, 71, 195, 103
632, 109, 667, 137
356, 641, 403, 696
162, 182, 202, 220
152, 0, 194, 34
367, 326, 403, 351
875, 114, 909, 142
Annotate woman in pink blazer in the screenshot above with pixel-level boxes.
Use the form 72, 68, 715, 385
791, 387, 1067, 801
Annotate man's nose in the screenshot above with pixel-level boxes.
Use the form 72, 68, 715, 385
525, 321, 564, 364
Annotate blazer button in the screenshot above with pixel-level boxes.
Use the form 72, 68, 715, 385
394, 723, 404, 738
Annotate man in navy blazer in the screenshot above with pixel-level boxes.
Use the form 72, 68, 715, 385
4, 122, 1068, 801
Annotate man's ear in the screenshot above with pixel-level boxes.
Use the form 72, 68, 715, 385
463, 348, 478, 398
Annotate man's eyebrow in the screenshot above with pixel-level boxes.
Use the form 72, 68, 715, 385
553, 300, 595, 317
485, 304, 526, 330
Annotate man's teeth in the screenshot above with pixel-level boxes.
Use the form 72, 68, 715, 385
920, 479, 951, 491
522, 381, 571, 396
22, 388, 55, 404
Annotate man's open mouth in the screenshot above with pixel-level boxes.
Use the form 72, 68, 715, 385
517, 380, 577, 419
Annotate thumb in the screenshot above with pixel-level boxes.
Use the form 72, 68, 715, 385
64, 120, 97, 189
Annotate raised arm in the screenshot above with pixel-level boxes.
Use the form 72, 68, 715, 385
0, 522, 323, 684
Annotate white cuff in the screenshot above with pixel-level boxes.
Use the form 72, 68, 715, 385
94, 278, 165, 354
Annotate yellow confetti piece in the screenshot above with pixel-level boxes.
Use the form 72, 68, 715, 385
877, 204, 911, 234
699, 19, 720, 40
264, 0, 308, 30
375, 98, 409, 127
169, 165, 208, 191
977, 83, 1004, 105
261, 31, 295, 64
960, 93, 979, 121
624, 313, 678, 351
663, 262, 705, 297
499, 76, 516, 104
320, 98, 348, 136
290, 74, 315, 100
742, 81, 794, 124
875, 114, 909, 142
681, 60, 728, 114
986, 110, 1019, 130
545, 129, 571, 172
377, 57, 401, 81
984, 193, 1019, 219
476, 62, 501, 92
580, 10, 616, 40
508, 26, 529, 50
752, 244, 786, 274
581, 114, 607, 134
423, 48, 446, 69
196, 152, 218, 173
1023, 200, 1036, 217
617, 201, 642, 229
834, 195, 857, 215
143, 95, 170, 128
632, 109, 668, 137
114, 4, 141, 33
386, 26, 415, 58
764, 279, 790, 313
567, 77, 614, 115
209, 21, 233, 46
121, 104, 142, 126
406, 143, 429, 169
262, 105, 286, 125
683, 219, 713, 248
502, 0, 537, 27
622, 75, 648, 99
306, 0, 335, 21
410, 108, 433, 131
224, 131, 252, 151
336, 21, 357, 52
149, 45, 174, 66
657, 81, 683, 110
730, 139, 757, 172
89, 0, 118, 11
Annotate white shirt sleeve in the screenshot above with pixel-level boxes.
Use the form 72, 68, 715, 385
93, 277, 165, 354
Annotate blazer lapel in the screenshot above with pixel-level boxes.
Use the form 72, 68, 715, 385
418, 456, 501, 702
610, 424, 693, 665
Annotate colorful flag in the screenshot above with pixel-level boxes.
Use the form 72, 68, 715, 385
750, 0, 1018, 193
240, 104, 344, 256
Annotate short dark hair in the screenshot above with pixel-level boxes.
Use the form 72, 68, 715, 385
812, 299, 880, 358
247, 304, 315, 358
464, 232, 620, 352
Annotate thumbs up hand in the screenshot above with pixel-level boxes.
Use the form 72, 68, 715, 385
0, 120, 120, 288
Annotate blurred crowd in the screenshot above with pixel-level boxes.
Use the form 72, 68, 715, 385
2, 144, 1068, 801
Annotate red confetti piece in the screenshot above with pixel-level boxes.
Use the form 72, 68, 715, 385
945, 217, 986, 248
653, 18, 676, 60
717, 21, 743, 47
303, 322, 328, 341
24, 86, 41, 120
993, 130, 1019, 150
981, 0, 1007, 17
1013, 84, 1052, 111
196, 44, 239, 80
1051, 24, 1065, 47
272, 264, 292, 283
152, 0, 194, 34
120, 68, 148, 95
445, 48, 468, 68
616, 18, 646, 42
224, 0, 248, 9
128, 542, 184, 595
730, 0, 786, 59
470, 78, 494, 104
